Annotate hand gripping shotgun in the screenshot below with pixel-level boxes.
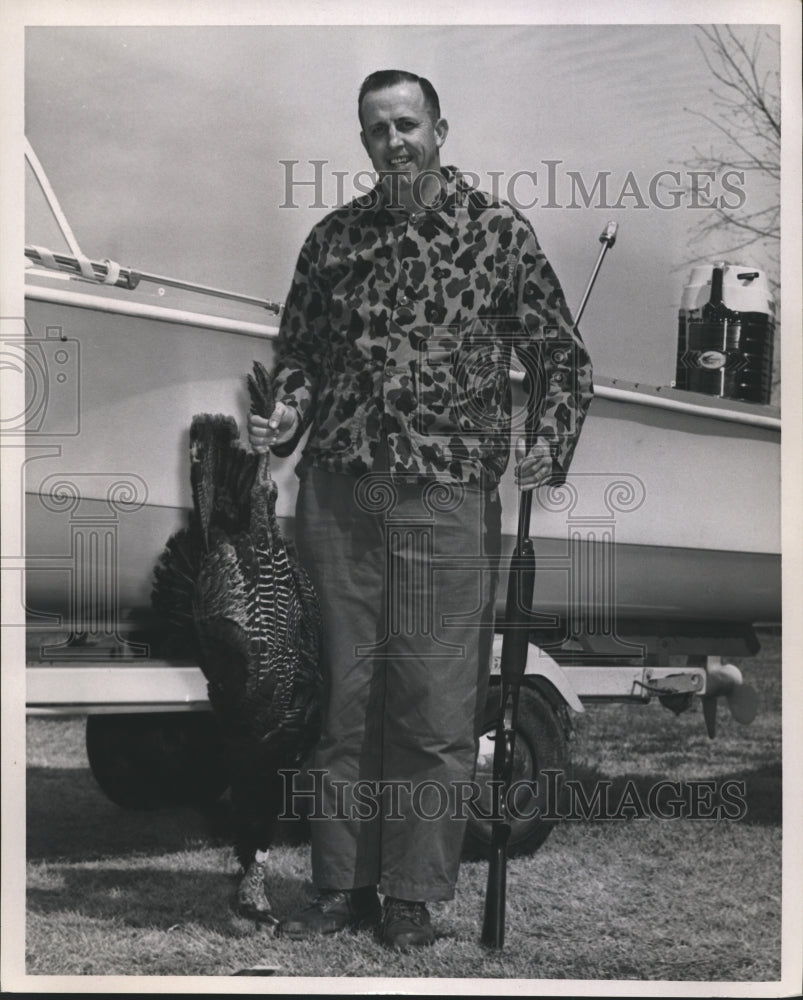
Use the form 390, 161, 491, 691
480, 221, 618, 949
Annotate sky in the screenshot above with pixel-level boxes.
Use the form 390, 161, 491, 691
23, 21, 782, 389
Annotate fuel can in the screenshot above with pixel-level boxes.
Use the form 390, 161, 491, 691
675, 263, 775, 404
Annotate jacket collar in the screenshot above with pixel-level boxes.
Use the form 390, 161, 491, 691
357, 165, 474, 234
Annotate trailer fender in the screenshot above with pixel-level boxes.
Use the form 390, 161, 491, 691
490, 634, 584, 713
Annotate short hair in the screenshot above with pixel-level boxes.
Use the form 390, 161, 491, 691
358, 70, 441, 126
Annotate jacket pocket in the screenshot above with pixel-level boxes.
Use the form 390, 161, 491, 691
309, 372, 362, 453
412, 342, 508, 439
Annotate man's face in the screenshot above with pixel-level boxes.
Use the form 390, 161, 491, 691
360, 82, 448, 203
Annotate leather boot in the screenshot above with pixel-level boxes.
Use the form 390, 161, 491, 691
281, 887, 381, 939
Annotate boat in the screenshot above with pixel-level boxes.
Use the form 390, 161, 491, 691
15, 140, 781, 842
19, 255, 780, 656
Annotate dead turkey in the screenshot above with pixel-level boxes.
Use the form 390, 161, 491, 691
151, 360, 322, 925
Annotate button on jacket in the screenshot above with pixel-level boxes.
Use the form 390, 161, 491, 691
272, 165, 593, 488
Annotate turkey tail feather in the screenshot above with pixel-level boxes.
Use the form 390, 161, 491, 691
190, 414, 258, 539
151, 526, 200, 632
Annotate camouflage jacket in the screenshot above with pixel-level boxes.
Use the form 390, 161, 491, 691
271, 165, 593, 489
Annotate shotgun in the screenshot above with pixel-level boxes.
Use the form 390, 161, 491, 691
480, 221, 618, 949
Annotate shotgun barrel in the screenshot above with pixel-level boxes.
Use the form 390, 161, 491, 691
480, 222, 618, 949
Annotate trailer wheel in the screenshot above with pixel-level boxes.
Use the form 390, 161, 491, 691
85, 711, 228, 810
462, 683, 569, 860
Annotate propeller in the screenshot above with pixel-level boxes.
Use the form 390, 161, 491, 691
701, 656, 759, 739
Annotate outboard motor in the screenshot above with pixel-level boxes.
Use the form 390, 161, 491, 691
674, 263, 775, 404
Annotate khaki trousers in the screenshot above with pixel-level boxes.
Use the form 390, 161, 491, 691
293, 458, 501, 902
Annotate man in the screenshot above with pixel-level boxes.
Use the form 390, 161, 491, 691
249, 69, 593, 949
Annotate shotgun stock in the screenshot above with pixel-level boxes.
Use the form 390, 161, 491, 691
480, 221, 618, 949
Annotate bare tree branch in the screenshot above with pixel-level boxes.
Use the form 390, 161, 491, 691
681, 25, 780, 275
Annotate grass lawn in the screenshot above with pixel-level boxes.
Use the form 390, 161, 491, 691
23, 630, 784, 987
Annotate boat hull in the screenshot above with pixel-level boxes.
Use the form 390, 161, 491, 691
18, 286, 781, 655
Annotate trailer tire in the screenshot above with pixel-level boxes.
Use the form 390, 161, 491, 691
86, 711, 228, 810
462, 683, 569, 861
